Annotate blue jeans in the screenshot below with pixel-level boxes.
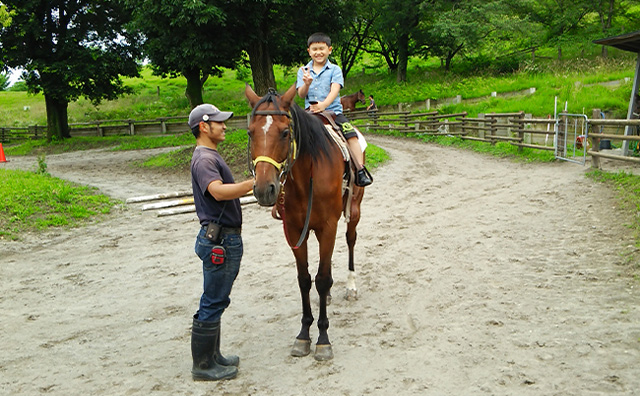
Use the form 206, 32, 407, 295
194, 228, 243, 322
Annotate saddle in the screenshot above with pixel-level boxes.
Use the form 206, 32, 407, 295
270, 110, 362, 222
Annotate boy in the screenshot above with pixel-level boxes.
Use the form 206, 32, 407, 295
296, 32, 373, 187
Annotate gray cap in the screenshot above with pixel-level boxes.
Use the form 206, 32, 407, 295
188, 104, 233, 129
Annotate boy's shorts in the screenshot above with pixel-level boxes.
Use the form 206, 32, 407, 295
335, 113, 358, 140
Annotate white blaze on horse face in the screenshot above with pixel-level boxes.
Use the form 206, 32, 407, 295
261, 115, 273, 151
262, 115, 273, 135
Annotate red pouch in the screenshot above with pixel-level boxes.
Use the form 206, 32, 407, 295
211, 246, 226, 265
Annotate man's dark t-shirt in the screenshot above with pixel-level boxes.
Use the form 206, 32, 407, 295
191, 146, 242, 228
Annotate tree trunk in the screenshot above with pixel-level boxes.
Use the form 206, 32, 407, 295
396, 33, 409, 83
44, 94, 70, 141
183, 68, 204, 109
247, 38, 276, 95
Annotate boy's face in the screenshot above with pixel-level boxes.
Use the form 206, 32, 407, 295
307, 42, 332, 66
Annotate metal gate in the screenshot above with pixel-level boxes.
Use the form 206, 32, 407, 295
555, 113, 589, 165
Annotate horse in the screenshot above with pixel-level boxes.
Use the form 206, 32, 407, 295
340, 89, 365, 112
245, 84, 365, 361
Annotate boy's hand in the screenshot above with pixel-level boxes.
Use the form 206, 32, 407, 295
301, 66, 312, 86
309, 101, 327, 113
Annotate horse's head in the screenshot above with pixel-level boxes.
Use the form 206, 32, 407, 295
357, 89, 366, 105
245, 84, 297, 206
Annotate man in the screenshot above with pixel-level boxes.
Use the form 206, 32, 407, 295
188, 104, 254, 381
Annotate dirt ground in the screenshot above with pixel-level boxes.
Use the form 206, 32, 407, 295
1, 135, 639, 396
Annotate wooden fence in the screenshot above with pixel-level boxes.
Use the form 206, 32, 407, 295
347, 108, 640, 169
0, 115, 248, 143
3, 107, 639, 169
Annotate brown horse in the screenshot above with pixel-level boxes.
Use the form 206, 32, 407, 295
340, 89, 365, 111
245, 84, 364, 361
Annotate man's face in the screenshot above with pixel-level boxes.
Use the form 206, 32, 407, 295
307, 42, 332, 65
203, 121, 226, 144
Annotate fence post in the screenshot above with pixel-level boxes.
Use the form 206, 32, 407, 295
478, 113, 485, 140
516, 111, 525, 153
129, 120, 135, 135
524, 113, 532, 144
590, 109, 601, 169
161, 119, 167, 134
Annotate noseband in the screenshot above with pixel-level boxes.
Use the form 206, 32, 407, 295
248, 90, 299, 182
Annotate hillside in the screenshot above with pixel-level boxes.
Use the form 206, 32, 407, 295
1, 50, 637, 129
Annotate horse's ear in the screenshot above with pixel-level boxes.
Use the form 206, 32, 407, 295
245, 84, 261, 107
281, 84, 297, 108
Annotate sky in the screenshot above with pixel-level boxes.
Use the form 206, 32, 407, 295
7, 68, 23, 86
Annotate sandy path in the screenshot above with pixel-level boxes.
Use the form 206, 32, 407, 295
1, 136, 639, 395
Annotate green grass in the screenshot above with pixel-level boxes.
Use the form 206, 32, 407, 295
587, 169, 640, 242
0, 168, 117, 240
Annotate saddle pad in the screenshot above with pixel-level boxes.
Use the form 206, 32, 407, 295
324, 124, 350, 161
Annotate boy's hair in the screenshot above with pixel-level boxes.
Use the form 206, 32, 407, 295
191, 126, 200, 138
307, 32, 331, 47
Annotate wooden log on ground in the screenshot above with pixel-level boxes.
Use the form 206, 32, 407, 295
142, 197, 194, 211
126, 190, 192, 203
156, 196, 258, 217
588, 151, 640, 164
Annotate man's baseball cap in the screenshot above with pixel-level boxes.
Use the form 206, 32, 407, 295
188, 104, 233, 129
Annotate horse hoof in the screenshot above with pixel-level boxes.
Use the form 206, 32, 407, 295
346, 288, 358, 301
291, 339, 311, 357
314, 344, 334, 361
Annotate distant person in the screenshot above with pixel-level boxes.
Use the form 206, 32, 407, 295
367, 94, 377, 111
188, 103, 254, 381
296, 32, 373, 187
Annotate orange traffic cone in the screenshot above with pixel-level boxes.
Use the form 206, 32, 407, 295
0, 143, 7, 162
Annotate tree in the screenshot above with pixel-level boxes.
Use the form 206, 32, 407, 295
0, 3, 10, 27
125, 0, 244, 109
0, 72, 9, 91
333, 1, 377, 79
366, 0, 425, 82
229, 0, 347, 95
0, 1, 141, 141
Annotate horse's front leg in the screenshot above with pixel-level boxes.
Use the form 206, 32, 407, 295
291, 242, 313, 357
314, 226, 337, 361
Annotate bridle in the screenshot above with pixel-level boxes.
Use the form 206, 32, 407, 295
247, 89, 299, 183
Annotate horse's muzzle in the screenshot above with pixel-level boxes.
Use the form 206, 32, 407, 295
253, 179, 280, 207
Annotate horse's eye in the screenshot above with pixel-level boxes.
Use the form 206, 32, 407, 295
282, 129, 290, 138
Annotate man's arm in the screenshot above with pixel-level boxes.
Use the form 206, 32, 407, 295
207, 179, 254, 201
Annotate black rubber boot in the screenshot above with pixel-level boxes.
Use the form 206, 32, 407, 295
191, 318, 238, 381
355, 166, 373, 187
216, 322, 240, 367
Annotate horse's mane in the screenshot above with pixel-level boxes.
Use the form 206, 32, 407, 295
251, 89, 334, 162
289, 103, 334, 161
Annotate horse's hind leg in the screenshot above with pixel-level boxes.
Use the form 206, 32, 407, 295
345, 186, 364, 301
345, 224, 358, 301
291, 243, 313, 357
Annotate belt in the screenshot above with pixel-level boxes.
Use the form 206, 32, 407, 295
202, 224, 242, 235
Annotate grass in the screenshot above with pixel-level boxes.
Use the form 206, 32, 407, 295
0, 168, 117, 240
587, 169, 640, 244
